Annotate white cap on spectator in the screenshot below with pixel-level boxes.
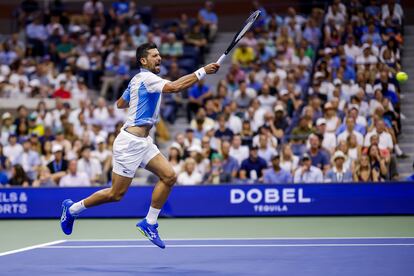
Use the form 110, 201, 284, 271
362, 43, 371, 51
324, 48, 333, 55
316, 118, 327, 126
314, 72, 324, 79
274, 104, 285, 113
188, 144, 202, 154
349, 104, 359, 111
96, 136, 105, 144
170, 142, 182, 151
332, 150, 347, 161
279, 89, 289, 96
52, 144, 63, 153
333, 78, 342, 85
2, 112, 11, 120
29, 79, 40, 87
0, 65, 10, 76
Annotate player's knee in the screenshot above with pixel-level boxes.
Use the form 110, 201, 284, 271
162, 171, 177, 187
108, 189, 126, 202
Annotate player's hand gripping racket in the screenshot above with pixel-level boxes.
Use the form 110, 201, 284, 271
216, 10, 261, 65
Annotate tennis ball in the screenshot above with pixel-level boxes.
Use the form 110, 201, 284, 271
396, 72, 408, 83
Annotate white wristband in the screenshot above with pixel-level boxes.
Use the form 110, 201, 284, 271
195, 67, 206, 80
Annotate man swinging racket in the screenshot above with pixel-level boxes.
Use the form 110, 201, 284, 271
60, 42, 220, 249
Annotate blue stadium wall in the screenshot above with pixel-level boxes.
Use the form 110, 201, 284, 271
0, 183, 414, 218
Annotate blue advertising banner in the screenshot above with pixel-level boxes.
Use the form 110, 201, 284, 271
0, 183, 414, 218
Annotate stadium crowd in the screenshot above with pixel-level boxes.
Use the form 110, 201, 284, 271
0, 0, 410, 187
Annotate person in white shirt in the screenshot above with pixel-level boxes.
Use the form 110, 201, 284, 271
92, 136, 112, 164
356, 44, 378, 65
93, 97, 109, 124
257, 83, 276, 112
59, 159, 91, 187
77, 146, 102, 185
3, 134, 23, 164
293, 154, 323, 183
337, 117, 364, 146
176, 157, 202, 185
316, 118, 337, 154
344, 35, 360, 59
364, 120, 394, 151
257, 134, 277, 165
229, 134, 249, 166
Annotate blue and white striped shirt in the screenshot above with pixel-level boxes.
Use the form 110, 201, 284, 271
121, 69, 170, 127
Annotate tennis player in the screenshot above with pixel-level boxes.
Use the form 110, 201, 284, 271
60, 42, 220, 249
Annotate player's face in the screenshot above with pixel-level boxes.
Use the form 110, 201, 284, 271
143, 48, 162, 74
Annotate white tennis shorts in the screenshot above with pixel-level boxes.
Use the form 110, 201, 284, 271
112, 128, 160, 178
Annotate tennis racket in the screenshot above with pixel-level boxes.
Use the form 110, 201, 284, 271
216, 10, 261, 65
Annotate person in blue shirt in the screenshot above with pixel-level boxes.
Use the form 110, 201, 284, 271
221, 140, 239, 181
198, 1, 218, 40
263, 153, 292, 184
307, 134, 331, 173
239, 146, 268, 183
187, 79, 212, 122
325, 151, 353, 183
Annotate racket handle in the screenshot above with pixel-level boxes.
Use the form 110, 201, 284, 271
217, 54, 226, 65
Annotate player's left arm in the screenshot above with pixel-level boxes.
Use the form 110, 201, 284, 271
162, 63, 220, 94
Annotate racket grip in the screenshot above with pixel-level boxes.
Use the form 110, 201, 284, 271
217, 54, 226, 65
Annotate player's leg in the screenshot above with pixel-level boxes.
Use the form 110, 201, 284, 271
145, 153, 177, 210
82, 172, 132, 207
136, 148, 176, 249
61, 128, 147, 235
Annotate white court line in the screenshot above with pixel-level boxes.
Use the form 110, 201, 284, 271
68, 237, 414, 242
0, 240, 66, 257
42, 243, 414, 249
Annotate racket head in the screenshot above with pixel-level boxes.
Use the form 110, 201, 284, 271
224, 10, 261, 54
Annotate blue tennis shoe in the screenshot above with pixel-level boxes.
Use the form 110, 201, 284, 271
60, 199, 76, 235
136, 219, 165, 249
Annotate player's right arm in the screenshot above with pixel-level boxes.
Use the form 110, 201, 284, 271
162, 63, 220, 94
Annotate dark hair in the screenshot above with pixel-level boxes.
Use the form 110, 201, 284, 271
136, 42, 158, 67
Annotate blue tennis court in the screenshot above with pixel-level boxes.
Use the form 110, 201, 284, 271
1, 238, 413, 276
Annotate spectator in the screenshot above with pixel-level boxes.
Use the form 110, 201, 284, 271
77, 145, 102, 185
14, 140, 40, 181
177, 157, 203, 185
293, 153, 324, 183
40, 141, 54, 166
59, 159, 91, 187
229, 134, 249, 166
47, 144, 68, 181
168, 143, 183, 175
280, 143, 299, 174
198, 1, 218, 41
353, 154, 380, 182
1, 112, 16, 145
263, 153, 292, 184
9, 164, 29, 186
187, 81, 212, 122
325, 151, 353, 182
220, 140, 239, 181
206, 153, 232, 184
337, 117, 364, 146
160, 33, 183, 59
32, 166, 56, 187
232, 42, 255, 68
188, 144, 209, 178
239, 146, 267, 183
53, 80, 72, 99
367, 144, 389, 180
364, 120, 394, 153
257, 134, 277, 165
190, 108, 215, 133
3, 134, 23, 164
214, 114, 234, 141
307, 133, 330, 173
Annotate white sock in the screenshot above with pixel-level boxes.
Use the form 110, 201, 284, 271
69, 200, 87, 215
145, 206, 161, 225
395, 144, 403, 156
